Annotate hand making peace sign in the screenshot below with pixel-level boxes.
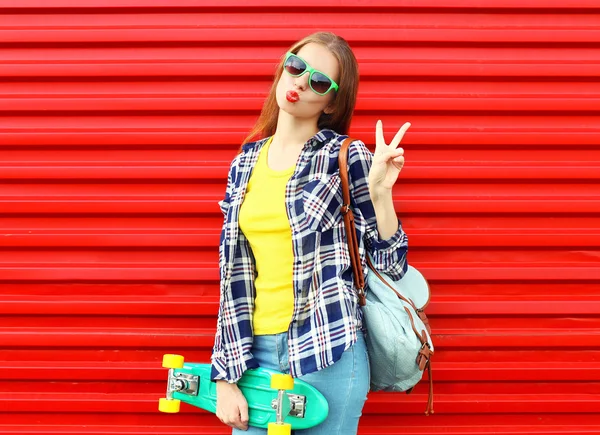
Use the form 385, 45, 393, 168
368, 120, 410, 193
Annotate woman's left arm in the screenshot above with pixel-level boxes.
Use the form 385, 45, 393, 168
347, 120, 410, 281
368, 120, 410, 240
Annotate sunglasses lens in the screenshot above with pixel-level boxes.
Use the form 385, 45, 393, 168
310, 72, 332, 94
284, 55, 306, 76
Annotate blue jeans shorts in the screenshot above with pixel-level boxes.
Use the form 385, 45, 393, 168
232, 330, 370, 435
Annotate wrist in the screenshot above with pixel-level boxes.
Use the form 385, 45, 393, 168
369, 184, 393, 203
216, 380, 237, 387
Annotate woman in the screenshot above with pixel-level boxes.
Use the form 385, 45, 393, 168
211, 31, 410, 434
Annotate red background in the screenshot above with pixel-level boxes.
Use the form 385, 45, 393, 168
1, 0, 600, 433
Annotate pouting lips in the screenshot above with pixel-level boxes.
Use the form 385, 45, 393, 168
286, 90, 299, 103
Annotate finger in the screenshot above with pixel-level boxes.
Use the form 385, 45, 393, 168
230, 415, 245, 431
383, 148, 403, 163
375, 119, 385, 150
240, 401, 249, 428
392, 156, 405, 171
385, 152, 405, 164
389, 122, 411, 150
223, 413, 238, 427
231, 406, 248, 431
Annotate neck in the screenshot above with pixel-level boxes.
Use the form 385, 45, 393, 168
271, 109, 320, 150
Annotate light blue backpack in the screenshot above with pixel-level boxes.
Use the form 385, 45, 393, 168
363, 256, 433, 414
339, 138, 434, 415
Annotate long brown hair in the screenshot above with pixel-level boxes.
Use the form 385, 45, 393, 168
239, 32, 359, 151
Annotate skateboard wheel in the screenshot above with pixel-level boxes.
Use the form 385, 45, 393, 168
158, 398, 181, 413
270, 373, 294, 390
267, 422, 292, 435
162, 354, 184, 369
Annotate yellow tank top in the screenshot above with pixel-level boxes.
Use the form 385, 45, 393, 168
239, 136, 296, 335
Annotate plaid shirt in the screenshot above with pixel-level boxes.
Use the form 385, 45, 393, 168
211, 128, 408, 383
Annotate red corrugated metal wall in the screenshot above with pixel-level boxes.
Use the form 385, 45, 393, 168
2, 1, 600, 433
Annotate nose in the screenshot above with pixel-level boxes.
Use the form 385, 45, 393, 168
294, 73, 309, 91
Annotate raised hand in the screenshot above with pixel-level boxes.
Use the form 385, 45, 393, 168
368, 120, 410, 193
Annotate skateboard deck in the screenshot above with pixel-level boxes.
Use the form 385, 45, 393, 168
158, 354, 329, 434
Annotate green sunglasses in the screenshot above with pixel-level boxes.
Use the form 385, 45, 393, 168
283, 52, 339, 96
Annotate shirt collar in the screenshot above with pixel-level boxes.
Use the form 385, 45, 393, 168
241, 128, 338, 153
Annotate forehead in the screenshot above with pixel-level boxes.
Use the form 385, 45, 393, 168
295, 43, 339, 79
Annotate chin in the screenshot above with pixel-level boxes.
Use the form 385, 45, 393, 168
276, 96, 297, 113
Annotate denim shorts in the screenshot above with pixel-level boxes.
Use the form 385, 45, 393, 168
232, 330, 370, 435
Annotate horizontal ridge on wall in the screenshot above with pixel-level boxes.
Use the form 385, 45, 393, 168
5, 0, 600, 8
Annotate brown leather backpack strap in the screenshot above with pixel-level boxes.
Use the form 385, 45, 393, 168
339, 137, 366, 306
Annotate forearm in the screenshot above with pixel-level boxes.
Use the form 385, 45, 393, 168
369, 186, 399, 241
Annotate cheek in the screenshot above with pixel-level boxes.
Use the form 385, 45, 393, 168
276, 75, 291, 99
311, 93, 334, 112
277, 73, 293, 90
299, 92, 332, 115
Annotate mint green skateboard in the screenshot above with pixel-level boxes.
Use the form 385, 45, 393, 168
158, 354, 329, 434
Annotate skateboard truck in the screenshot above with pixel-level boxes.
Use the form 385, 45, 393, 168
158, 354, 190, 413
166, 371, 199, 399
271, 393, 306, 418
268, 374, 296, 435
